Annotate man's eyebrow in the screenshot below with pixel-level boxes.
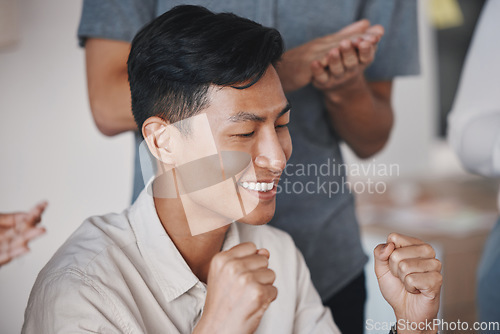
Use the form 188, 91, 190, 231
276, 102, 292, 120
228, 102, 292, 123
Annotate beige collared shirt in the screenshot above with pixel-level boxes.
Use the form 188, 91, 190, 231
22, 189, 339, 333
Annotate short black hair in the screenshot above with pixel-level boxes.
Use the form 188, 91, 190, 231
127, 5, 284, 135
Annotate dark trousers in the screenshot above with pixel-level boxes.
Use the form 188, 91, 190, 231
324, 271, 366, 334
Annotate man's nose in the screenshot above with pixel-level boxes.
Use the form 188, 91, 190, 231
253, 130, 286, 174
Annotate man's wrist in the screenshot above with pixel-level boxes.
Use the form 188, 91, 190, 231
322, 73, 367, 105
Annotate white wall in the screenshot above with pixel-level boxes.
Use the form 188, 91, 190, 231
0, 1, 133, 333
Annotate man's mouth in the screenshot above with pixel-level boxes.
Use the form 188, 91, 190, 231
238, 181, 275, 192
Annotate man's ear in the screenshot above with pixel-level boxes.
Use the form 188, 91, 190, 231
142, 116, 177, 165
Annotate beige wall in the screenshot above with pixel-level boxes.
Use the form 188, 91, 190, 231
0, 1, 132, 332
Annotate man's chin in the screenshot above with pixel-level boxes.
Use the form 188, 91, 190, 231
237, 206, 276, 226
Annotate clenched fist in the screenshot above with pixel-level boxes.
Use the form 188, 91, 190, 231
193, 242, 277, 334
375, 233, 442, 334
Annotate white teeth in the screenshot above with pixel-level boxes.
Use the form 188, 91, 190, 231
240, 181, 274, 192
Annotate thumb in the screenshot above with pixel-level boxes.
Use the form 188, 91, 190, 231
338, 19, 370, 35
374, 242, 395, 279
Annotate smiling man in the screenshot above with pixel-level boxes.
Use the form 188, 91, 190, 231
23, 6, 441, 334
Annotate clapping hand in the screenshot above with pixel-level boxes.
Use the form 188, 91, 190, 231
0, 201, 47, 266
277, 19, 384, 93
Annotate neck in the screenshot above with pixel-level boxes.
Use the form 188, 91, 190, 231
152, 178, 231, 283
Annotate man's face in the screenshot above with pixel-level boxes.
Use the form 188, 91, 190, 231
173, 65, 292, 230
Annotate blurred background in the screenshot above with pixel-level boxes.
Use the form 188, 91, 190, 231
0, 0, 497, 333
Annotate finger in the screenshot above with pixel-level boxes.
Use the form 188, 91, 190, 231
2, 227, 16, 240
358, 41, 375, 64
252, 268, 276, 285
258, 283, 278, 304
311, 60, 329, 84
224, 242, 258, 259
0, 214, 15, 228
397, 258, 442, 285
404, 271, 442, 299
317, 54, 329, 68
358, 33, 379, 45
24, 201, 48, 228
338, 19, 370, 36
9, 227, 46, 249
257, 248, 270, 259
28, 201, 48, 224
245, 284, 278, 325
374, 242, 395, 280
235, 253, 270, 272
22, 226, 46, 242
366, 24, 385, 39
339, 39, 359, 70
327, 48, 344, 77
387, 233, 425, 248
388, 244, 437, 277
349, 36, 364, 47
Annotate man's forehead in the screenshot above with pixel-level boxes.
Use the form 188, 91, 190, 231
227, 102, 291, 123
204, 66, 288, 123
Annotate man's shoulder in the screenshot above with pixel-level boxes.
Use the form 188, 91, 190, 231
40, 209, 137, 281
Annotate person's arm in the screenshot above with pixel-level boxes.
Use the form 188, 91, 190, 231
309, 25, 393, 159
85, 38, 137, 136
322, 77, 393, 159
77, 0, 157, 136
277, 22, 393, 158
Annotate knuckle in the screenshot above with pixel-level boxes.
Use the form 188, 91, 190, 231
249, 284, 265, 303
238, 272, 253, 286
211, 252, 226, 269
398, 259, 409, 274
405, 274, 415, 286
387, 232, 399, 243
389, 249, 400, 264
243, 242, 257, 253
227, 261, 244, 276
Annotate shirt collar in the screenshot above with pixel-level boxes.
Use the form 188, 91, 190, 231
129, 186, 198, 303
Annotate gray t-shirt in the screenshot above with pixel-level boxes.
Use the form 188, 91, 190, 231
78, 0, 419, 300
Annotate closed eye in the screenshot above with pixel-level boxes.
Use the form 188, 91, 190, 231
276, 123, 289, 129
234, 131, 255, 138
